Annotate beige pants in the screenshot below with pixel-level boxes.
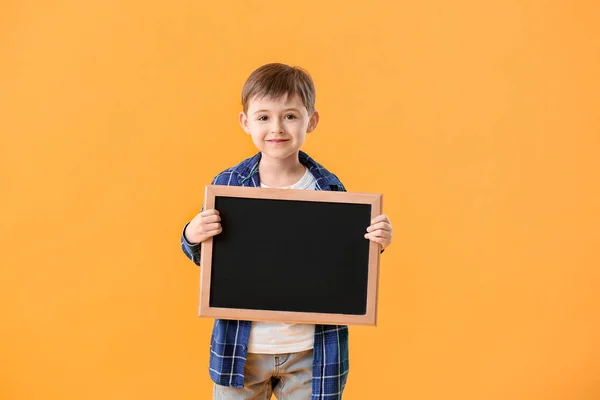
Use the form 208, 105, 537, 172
213, 349, 313, 400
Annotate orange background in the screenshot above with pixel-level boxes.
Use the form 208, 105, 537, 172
1, 1, 599, 399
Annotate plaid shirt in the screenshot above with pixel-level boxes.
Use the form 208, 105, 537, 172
181, 151, 350, 399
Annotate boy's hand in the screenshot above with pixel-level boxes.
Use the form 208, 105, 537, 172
364, 214, 393, 250
184, 209, 222, 244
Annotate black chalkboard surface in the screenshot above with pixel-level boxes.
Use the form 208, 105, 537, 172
199, 185, 382, 326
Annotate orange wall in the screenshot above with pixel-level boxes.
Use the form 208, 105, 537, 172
1, 1, 599, 399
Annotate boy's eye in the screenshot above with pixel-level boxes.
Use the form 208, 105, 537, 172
285, 114, 297, 120
258, 115, 268, 121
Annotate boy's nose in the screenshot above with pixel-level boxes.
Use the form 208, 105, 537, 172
271, 121, 284, 134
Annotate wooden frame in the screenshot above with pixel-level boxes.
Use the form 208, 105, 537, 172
199, 185, 383, 326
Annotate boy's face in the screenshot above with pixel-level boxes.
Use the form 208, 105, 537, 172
239, 93, 319, 162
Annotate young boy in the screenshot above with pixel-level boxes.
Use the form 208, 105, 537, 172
181, 63, 393, 399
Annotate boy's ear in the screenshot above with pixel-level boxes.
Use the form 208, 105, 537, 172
239, 111, 250, 134
307, 109, 320, 133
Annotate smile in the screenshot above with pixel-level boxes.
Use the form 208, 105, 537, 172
266, 139, 290, 144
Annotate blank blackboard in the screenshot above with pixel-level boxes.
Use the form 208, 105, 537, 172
199, 185, 382, 326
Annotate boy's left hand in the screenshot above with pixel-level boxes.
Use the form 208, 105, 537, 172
364, 214, 393, 250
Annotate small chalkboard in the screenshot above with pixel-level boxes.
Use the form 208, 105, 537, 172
199, 185, 382, 326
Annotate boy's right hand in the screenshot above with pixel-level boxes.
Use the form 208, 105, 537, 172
184, 209, 222, 244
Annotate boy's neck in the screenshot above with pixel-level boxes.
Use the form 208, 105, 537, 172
258, 151, 306, 187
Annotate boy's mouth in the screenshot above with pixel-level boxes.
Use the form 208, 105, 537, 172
266, 139, 289, 144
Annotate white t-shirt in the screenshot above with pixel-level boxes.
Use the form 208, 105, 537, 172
247, 167, 317, 354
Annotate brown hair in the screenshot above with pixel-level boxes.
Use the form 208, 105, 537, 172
241, 63, 316, 114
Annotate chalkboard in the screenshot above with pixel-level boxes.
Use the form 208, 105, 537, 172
199, 185, 382, 326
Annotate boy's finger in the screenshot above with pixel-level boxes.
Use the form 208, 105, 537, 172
364, 232, 388, 239
201, 209, 220, 217
208, 227, 223, 235
204, 223, 221, 231
366, 230, 391, 239
204, 227, 223, 237
370, 214, 389, 224
366, 222, 392, 232
202, 215, 221, 223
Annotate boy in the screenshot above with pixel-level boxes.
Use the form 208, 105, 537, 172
181, 63, 393, 399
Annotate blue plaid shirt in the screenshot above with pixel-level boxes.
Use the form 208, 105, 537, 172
181, 151, 350, 399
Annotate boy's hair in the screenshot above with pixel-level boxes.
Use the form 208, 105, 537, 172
241, 63, 316, 114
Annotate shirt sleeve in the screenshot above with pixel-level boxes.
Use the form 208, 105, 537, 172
181, 221, 202, 266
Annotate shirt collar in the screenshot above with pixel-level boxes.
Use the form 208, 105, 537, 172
235, 151, 344, 191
